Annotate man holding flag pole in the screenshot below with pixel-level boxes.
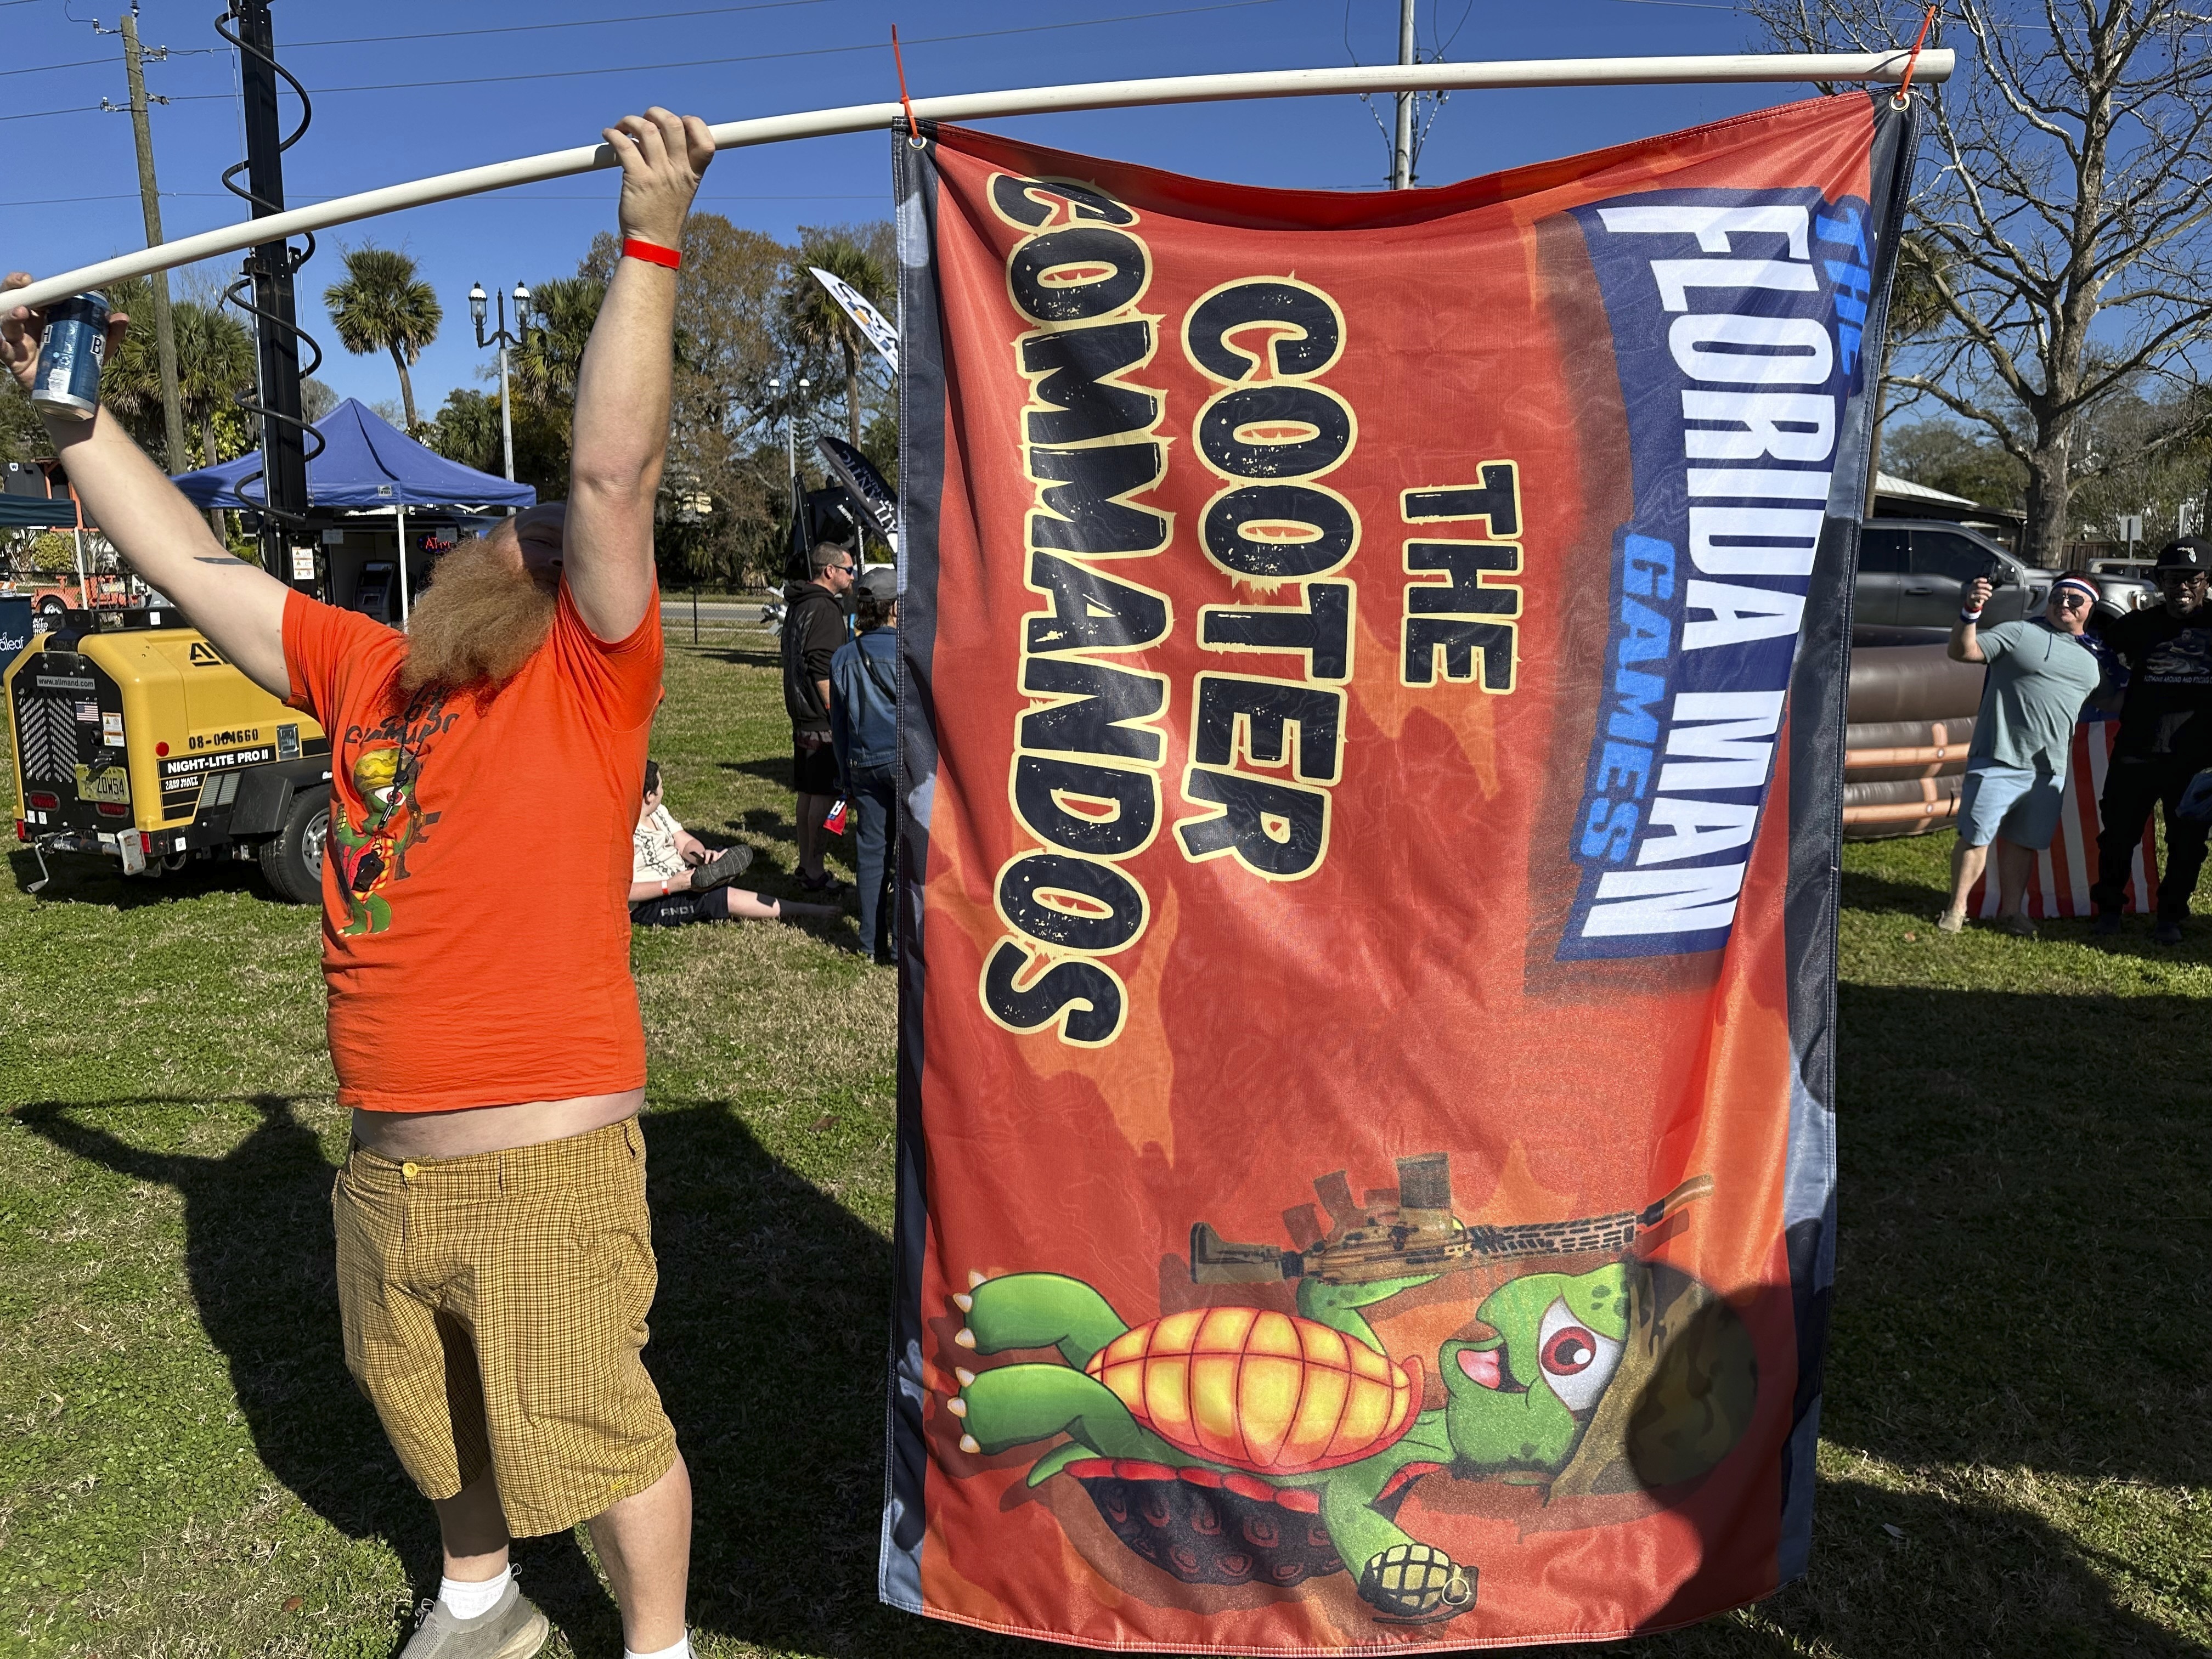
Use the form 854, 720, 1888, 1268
7, 104, 717, 1659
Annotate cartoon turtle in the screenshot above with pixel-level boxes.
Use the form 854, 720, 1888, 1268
947, 1177, 1755, 1622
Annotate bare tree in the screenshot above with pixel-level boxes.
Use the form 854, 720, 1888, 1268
1751, 0, 2212, 564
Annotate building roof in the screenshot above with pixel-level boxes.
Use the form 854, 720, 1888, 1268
1871, 469, 2027, 526
1875, 470, 1977, 508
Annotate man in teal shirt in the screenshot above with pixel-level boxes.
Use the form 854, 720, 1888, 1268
1938, 573, 2106, 936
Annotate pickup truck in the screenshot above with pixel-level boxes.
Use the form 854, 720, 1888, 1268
1857, 520, 2155, 633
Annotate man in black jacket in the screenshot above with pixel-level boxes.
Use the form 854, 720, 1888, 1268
2090, 536, 2212, 942
782, 540, 856, 892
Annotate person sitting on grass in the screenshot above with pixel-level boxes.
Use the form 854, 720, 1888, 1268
629, 760, 838, 928
1938, 573, 2106, 938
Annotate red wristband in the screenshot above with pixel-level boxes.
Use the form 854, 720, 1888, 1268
622, 237, 681, 270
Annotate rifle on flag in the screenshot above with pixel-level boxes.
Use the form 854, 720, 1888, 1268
1189, 1154, 1714, 1285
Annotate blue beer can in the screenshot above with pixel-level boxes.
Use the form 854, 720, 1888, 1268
31, 292, 111, 420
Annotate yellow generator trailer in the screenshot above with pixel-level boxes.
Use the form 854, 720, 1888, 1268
7, 607, 332, 902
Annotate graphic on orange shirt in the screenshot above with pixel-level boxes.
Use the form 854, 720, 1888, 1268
329, 696, 450, 935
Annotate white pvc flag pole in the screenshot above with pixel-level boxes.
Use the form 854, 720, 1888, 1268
9, 51, 1953, 314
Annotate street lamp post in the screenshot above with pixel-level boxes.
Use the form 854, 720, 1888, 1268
469, 280, 533, 502
769, 373, 811, 487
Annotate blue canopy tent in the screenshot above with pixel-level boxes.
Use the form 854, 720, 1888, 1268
172, 397, 533, 511
172, 398, 533, 619
0, 496, 80, 530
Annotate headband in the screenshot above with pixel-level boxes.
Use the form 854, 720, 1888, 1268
2053, 577, 2099, 603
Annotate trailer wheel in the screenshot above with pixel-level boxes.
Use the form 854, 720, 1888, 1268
36, 595, 67, 620
258, 790, 328, 905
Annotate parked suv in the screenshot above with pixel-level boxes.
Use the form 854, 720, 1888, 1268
1856, 521, 2049, 630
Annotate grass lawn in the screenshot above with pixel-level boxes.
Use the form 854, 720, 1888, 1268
2, 630, 2208, 1658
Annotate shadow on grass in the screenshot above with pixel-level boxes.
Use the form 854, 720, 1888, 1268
693, 648, 782, 671
1836, 861, 1956, 918
1583, 1474, 2204, 1658
14, 1058, 2204, 1657
723, 806, 798, 853
638, 1101, 1037, 1658
7, 1095, 988, 1658
5, 846, 283, 910
704, 795, 862, 883
1826, 985, 2210, 1500
12, 1095, 624, 1655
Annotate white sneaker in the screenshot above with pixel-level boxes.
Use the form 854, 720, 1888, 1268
397, 1581, 549, 1659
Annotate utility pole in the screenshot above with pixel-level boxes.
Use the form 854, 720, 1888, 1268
1391, 0, 1416, 190
117, 8, 187, 472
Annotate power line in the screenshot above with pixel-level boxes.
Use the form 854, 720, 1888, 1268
1, 44, 223, 77
1434, 0, 1476, 57
251, 0, 1288, 95
0, 54, 112, 76
1, 0, 1284, 120
1, 190, 886, 207
285, 0, 831, 49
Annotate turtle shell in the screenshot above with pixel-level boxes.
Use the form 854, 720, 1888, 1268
1085, 1306, 1419, 1475
1068, 1458, 1342, 1587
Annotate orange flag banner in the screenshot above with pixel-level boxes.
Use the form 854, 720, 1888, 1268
880, 93, 1919, 1650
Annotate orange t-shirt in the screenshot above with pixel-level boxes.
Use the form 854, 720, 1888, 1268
282, 583, 662, 1112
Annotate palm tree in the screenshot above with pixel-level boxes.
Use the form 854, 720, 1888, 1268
172, 301, 257, 467
323, 246, 442, 431
507, 276, 602, 410
94, 276, 161, 448
505, 275, 606, 482
780, 233, 892, 448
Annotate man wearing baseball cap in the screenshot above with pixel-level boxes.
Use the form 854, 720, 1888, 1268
2089, 536, 2212, 943
1939, 572, 2107, 935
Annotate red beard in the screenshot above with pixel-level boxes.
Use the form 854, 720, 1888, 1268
398, 535, 557, 697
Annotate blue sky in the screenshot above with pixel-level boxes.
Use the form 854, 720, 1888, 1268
7, 0, 1797, 424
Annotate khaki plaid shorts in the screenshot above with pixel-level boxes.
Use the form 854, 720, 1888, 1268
331, 1118, 678, 1538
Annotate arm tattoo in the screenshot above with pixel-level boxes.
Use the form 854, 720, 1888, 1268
194, 555, 246, 564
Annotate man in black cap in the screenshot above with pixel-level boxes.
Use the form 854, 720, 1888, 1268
781, 539, 856, 894
2089, 535, 2212, 941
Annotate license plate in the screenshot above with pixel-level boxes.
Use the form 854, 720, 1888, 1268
74, 764, 128, 804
